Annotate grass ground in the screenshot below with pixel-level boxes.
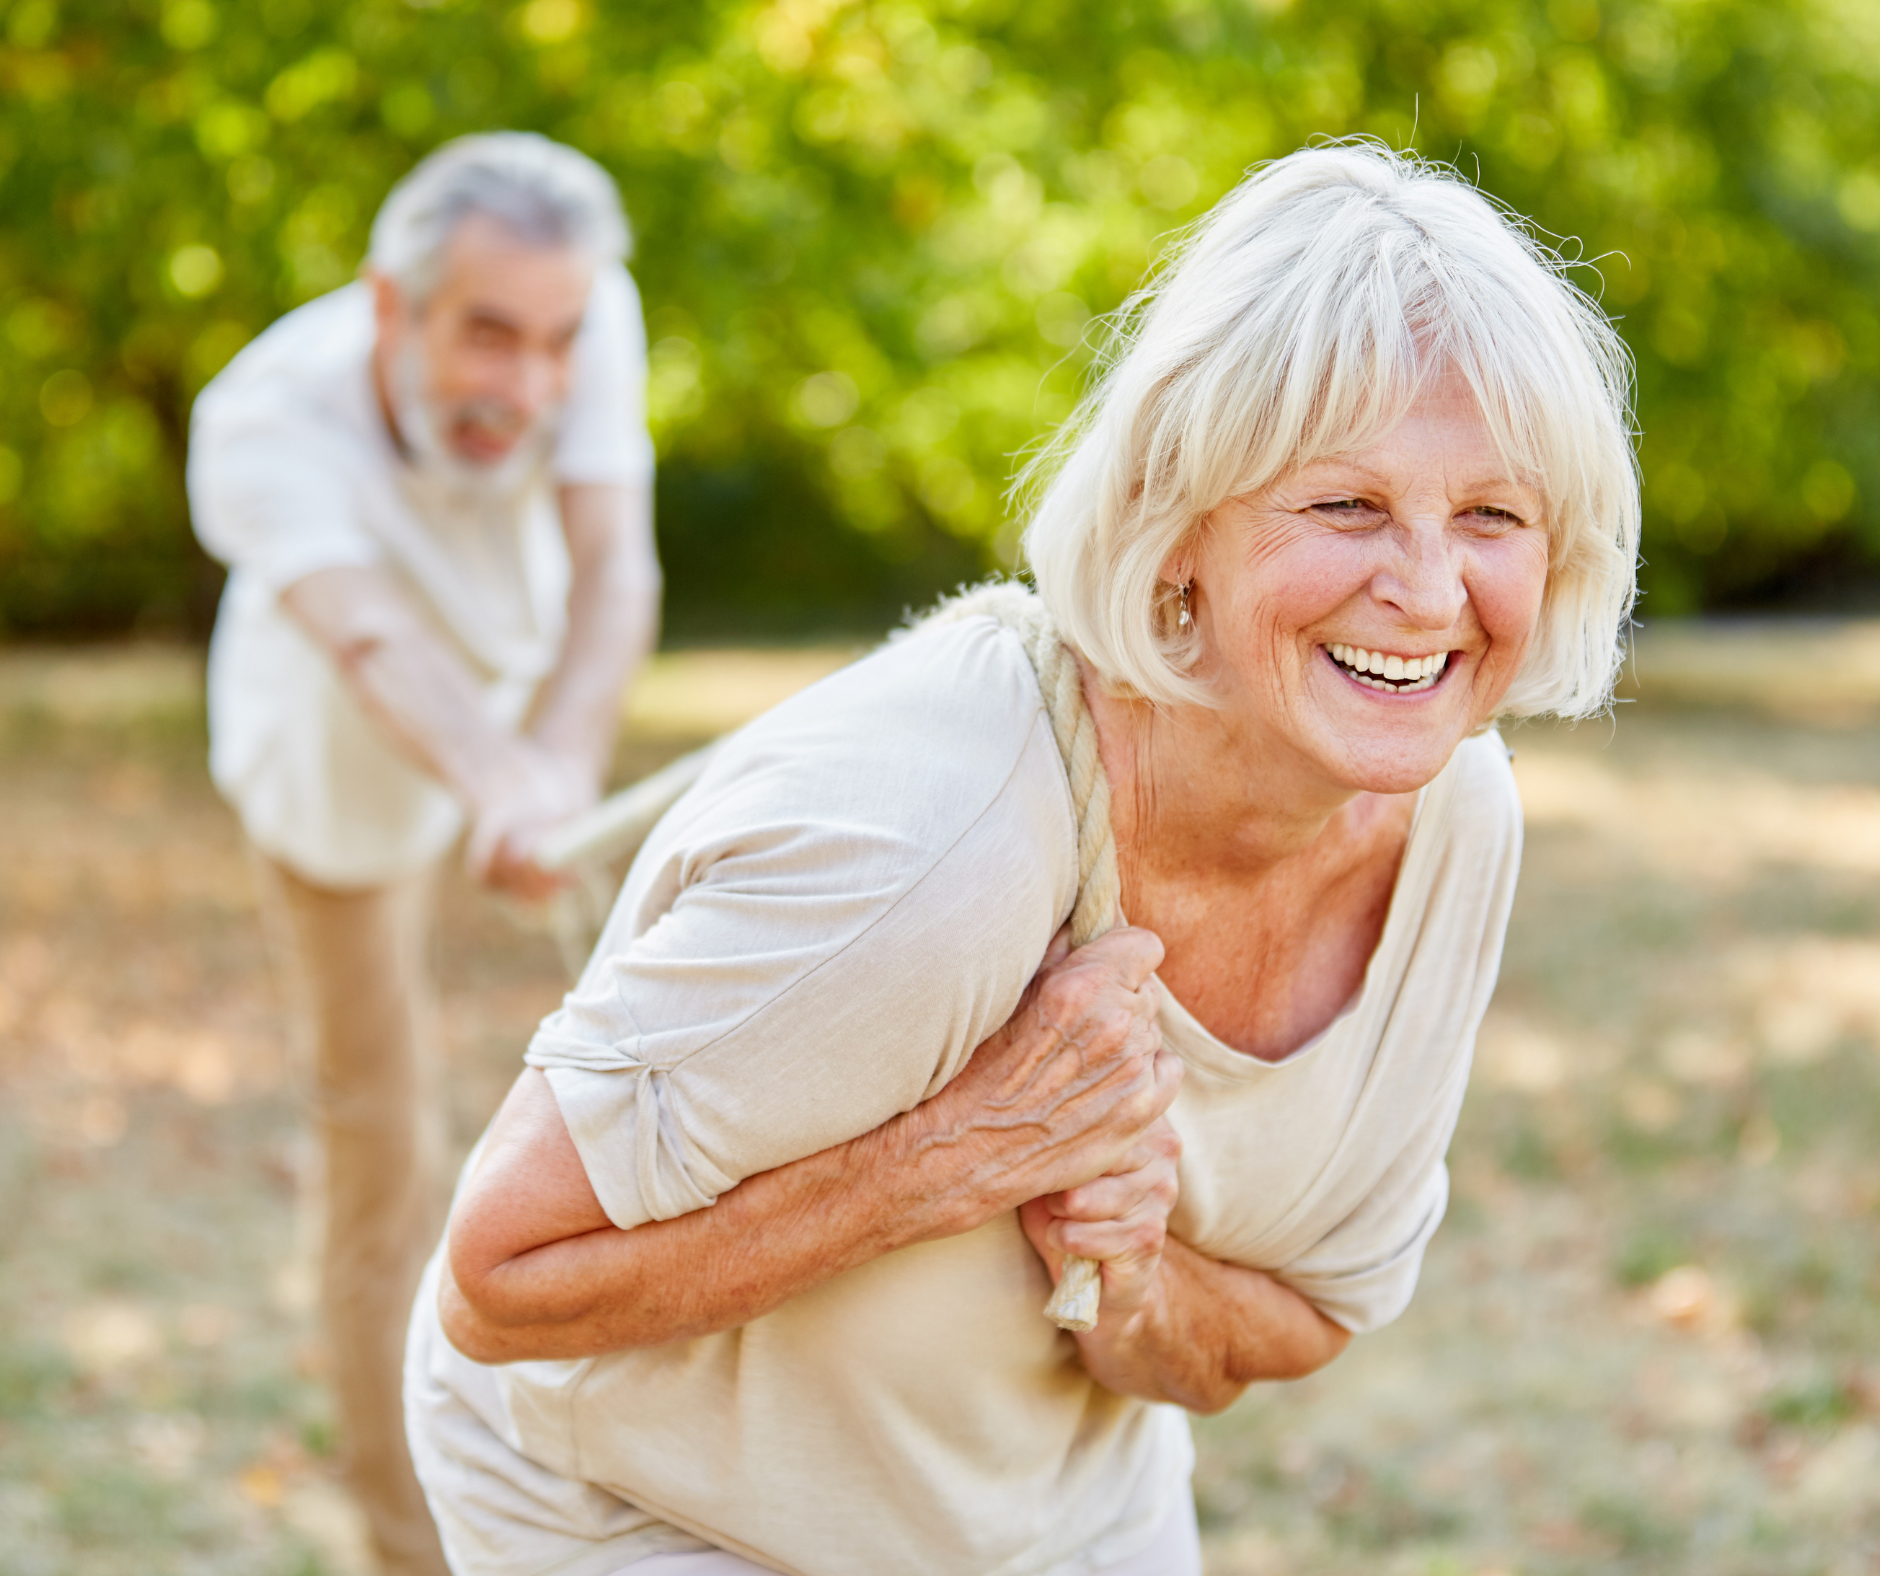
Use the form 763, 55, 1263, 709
0, 634, 1876, 1576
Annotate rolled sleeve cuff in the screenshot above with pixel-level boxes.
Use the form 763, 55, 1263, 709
535, 1062, 734, 1234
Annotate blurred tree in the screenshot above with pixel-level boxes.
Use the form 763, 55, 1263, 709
1, 0, 1877, 637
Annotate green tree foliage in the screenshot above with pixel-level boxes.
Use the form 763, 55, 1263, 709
2, 0, 1878, 636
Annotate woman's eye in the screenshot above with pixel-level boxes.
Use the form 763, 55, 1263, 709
1465, 506, 1525, 530
1315, 498, 1382, 520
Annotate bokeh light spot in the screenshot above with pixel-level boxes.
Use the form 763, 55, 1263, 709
794, 371, 861, 429
40, 370, 94, 427
168, 245, 225, 299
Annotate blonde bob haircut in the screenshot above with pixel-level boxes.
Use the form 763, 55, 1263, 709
1022, 141, 1640, 720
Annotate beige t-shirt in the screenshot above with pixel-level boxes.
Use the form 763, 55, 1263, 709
406, 614, 1522, 1576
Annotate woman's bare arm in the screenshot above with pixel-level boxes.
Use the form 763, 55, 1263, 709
1020, 1143, 1349, 1413
441, 1070, 942, 1360
1074, 1242, 1349, 1412
443, 927, 1183, 1363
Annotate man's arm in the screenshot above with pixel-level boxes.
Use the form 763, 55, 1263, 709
279, 483, 656, 897
527, 480, 661, 789
281, 567, 587, 897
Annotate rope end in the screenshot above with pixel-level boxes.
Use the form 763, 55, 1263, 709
1043, 1255, 1102, 1333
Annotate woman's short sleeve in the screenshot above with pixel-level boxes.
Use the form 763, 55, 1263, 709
1269, 1063, 1467, 1333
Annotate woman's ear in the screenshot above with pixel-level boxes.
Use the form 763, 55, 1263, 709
1158, 515, 1211, 591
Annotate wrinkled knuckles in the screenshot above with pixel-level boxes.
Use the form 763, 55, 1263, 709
1150, 1052, 1185, 1104
1118, 1085, 1167, 1131
1085, 926, 1166, 984
1036, 965, 1106, 1020
1129, 1219, 1169, 1256
1059, 1181, 1126, 1220
1086, 1003, 1142, 1057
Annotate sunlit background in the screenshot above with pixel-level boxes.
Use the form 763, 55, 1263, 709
4, 0, 1880, 634
3, 1, 1879, 1574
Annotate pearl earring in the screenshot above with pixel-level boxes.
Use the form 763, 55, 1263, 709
1178, 581, 1194, 630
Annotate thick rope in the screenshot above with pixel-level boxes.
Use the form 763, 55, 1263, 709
917, 581, 1123, 1334
916, 583, 1120, 949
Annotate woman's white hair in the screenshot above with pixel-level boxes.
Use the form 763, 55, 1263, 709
1022, 141, 1640, 720
368, 132, 630, 301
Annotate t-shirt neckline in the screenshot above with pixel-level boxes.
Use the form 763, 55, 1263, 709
1140, 773, 1441, 1078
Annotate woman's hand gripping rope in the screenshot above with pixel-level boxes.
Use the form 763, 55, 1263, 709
909, 924, 1182, 1332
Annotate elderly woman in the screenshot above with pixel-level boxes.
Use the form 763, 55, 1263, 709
406, 143, 1639, 1576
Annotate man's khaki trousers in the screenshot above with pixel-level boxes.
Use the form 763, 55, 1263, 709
255, 853, 452, 1576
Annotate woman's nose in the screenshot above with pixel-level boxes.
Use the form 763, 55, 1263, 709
1373, 524, 1467, 629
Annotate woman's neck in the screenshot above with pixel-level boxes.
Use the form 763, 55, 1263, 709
1080, 659, 1361, 885
1078, 658, 1416, 1061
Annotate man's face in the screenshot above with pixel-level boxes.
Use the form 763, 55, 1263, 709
373, 212, 596, 466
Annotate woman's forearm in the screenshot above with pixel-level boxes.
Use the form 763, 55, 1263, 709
1075, 1237, 1351, 1413
442, 1077, 960, 1363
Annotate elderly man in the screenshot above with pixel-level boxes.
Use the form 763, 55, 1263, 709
188, 133, 659, 1575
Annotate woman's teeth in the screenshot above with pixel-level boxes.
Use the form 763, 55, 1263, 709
1328, 643, 1450, 692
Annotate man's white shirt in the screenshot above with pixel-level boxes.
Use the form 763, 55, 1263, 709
188, 264, 654, 888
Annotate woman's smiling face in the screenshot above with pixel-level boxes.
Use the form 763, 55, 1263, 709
1184, 366, 1551, 796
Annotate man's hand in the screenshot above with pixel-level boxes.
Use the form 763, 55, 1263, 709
465, 740, 593, 900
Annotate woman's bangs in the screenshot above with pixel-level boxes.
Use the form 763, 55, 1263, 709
1268, 249, 1429, 484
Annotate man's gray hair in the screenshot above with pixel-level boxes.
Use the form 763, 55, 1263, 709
368, 132, 630, 300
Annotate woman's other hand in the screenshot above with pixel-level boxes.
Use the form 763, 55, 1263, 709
1018, 1118, 1181, 1326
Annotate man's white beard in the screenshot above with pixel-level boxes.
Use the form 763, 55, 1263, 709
390, 344, 555, 496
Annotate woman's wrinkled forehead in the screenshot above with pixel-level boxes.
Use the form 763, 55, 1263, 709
1226, 348, 1553, 517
